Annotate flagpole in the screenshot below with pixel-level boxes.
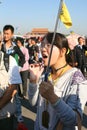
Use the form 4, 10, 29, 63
45, 0, 63, 81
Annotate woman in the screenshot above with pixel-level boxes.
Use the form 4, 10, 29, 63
28, 32, 87, 130
16, 37, 29, 99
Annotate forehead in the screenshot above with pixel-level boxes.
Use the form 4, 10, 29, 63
16, 40, 20, 43
3, 29, 13, 34
79, 37, 84, 41
42, 37, 49, 44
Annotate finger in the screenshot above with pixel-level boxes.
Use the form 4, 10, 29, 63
39, 83, 49, 95
39, 62, 44, 67
34, 63, 40, 67
40, 81, 46, 86
41, 80, 52, 86
47, 80, 53, 85
40, 81, 49, 90
39, 66, 44, 73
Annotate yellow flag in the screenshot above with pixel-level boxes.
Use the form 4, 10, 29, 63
59, 2, 72, 28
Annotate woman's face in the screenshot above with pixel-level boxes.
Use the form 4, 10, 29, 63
41, 38, 61, 66
16, 40, 23, 48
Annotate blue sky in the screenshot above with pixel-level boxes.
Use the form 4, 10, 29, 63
0, 0, 87, 36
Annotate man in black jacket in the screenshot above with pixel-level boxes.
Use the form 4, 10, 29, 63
1, 25, 25, 67
74, 37, 85, 74
1, 24, 24, 123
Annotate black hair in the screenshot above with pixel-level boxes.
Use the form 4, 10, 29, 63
3, 25, 14, 33
43, 32, 68, 53
30, 37, 36, 42
78, 36, 83, 42
16, 37, 24, 45
43, 32, 73, 65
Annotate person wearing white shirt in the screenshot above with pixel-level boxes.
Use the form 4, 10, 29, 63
0, 51, 22, 130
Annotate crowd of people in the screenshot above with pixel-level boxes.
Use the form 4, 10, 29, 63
0, 24, 87, 130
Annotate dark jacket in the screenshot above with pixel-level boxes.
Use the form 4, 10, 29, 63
82, 45, 87, 66
74, 45, 85, 73
1, 42, 25, 67
26, 44, 39, 64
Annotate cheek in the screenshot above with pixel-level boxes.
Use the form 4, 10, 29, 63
4, 34, 10, 39
50, 47, 59, 64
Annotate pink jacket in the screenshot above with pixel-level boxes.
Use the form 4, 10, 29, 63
20, 46, 29, 71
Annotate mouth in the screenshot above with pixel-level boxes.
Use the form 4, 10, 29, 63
42, 54, 48, 59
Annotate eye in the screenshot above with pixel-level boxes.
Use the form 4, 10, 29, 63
47, 44, 51, 48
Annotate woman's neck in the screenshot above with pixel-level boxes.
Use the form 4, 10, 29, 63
51, 64, 72, 80
52, 59, 67, 73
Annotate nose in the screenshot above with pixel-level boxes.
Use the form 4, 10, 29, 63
41, 46, 47, 52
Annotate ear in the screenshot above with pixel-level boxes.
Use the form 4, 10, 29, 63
60, 48, 67, 57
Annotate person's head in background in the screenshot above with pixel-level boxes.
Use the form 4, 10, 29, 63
16, 37, 24, 48
30, 37, 37, 45
27, 38, 32, 46
41, 32, 70, 69
0, 33, 2, 50
78, 36, 85, 46
3, 25, 14, 43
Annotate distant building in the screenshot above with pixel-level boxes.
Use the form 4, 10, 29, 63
31, 28, 49, 35
24, 28, 49, 39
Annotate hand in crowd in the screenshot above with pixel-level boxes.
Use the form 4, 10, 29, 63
39, 81, 58, 104
12, 90, 17, 97
29, 63, 44, 83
